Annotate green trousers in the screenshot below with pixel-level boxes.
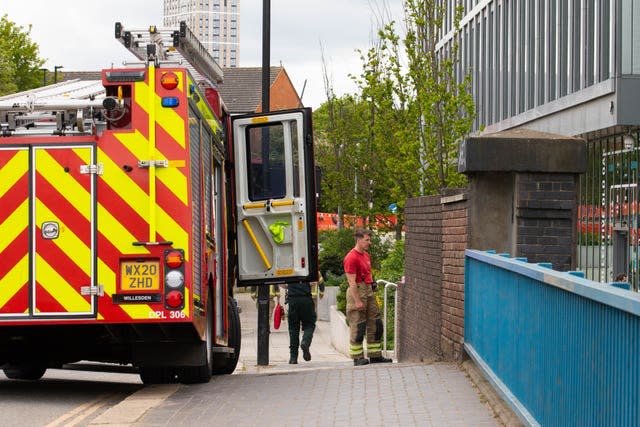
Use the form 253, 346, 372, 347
287, 295, 317, 358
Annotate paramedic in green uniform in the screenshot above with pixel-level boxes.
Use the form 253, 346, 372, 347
286, 280, 318, 364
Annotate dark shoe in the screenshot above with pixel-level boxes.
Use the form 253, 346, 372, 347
370, 356, 392, 363
301, 342, 311, 361
289, 357, 298, 364
353, 358, 369, 366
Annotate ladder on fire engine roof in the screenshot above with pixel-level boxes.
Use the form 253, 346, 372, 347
114, 21, 224, 88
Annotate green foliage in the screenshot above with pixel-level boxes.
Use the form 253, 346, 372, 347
313, 0, 476, 227
0, 15, 45, 96
378, 240, 404, 283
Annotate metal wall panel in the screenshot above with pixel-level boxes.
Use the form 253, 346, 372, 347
465, 249, 640, 426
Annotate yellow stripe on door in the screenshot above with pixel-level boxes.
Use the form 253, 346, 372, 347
35, 200, 91, 276
0, 254, 28, 309
0, 150, 28, 198
36, 150, 91, 220
0, 199, 28, 254
35, 254, 91, 313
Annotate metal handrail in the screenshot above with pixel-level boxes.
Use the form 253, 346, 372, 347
377, 279, 398, 359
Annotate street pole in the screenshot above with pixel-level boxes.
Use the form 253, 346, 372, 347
257, 0, 271, 367
54, 65, 64, 84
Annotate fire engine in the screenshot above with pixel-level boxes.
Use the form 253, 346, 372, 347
0, 22, 318, 383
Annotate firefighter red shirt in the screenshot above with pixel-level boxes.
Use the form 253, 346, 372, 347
344, 249, 373, 284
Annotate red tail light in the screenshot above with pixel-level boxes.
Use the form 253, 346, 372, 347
301, 257, 306, 268
166, 290, 184, 308
165, 250, 183, 268
160, 72, 179, 90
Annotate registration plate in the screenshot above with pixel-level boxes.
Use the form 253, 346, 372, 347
121, 260, 160, 291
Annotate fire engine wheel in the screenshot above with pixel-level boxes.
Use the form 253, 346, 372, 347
3, 364, 47, 380
211, 297, 241, 375
179, 295, 215, 384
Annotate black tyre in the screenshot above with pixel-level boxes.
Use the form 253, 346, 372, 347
180, 295, 214, 384
3, 364, 47, 380
212, 297, 241, 375
139, 366, 177, 384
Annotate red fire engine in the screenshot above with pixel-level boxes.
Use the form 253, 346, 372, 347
0, 23, 318, 383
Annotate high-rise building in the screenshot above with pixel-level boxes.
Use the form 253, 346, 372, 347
163, 0, 239, 68
436, 1, 640, 285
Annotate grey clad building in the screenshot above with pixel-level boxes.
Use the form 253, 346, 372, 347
437, 0, 640, 286
163, 0, 239, 67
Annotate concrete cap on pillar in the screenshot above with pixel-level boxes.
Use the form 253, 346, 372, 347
458, 128, 587, 174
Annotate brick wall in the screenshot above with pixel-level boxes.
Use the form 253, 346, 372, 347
440, 193, 468, 360
398, 195, 443, 362
399, 190, 468, 362
515, 173, 578, 271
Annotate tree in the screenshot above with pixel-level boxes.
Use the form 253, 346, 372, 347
0, 15, 45, 96
314, 1, 475, 238
402, 0, 475, 193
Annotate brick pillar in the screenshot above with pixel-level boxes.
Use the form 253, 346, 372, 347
460, 128, 586, 271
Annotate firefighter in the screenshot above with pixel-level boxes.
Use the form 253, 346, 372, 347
343, 228, 392, 366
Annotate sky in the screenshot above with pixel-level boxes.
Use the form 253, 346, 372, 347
1, 0, 404, 109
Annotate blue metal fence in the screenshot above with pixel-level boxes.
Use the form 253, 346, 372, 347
465, 250, 640, 427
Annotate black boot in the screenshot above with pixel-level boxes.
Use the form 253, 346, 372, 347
300, 342, 311, 361
289, 356, 298, 364
353, 358, 369, 366
369, 356, 392, 363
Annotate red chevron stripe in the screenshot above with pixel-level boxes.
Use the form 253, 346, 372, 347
0, 285, 28, 315
96, 181, 148, 242
35, 233, 91, 289
130, 95, 149, 139
99, 133, 149, 191
43, 148, 91, 193
34, 282, 68, 313
0, 226, 29, 315
35, 172, 91, 249
0, 173, 28, 225
156, 179, 190, 230
0, 149, 25, 167
0, 228, 28, 277
155, 123, 187, 160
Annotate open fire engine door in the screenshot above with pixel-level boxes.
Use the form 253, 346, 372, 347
232, 109, 318, 286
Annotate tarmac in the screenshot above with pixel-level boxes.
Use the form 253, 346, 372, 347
132, 292, 507, 426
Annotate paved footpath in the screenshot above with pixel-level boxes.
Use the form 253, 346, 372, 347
132, 292, 500, 427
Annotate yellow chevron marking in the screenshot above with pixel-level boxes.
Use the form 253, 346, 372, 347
98, 260, 151, 319
0, 199, 28, 254
0, 149, 28, 198
35, 200, 91, 277
97, 147, 149, 221
97, 204, 149, 255
157, 209, 190, 262
155, 164, 188, 206
135, 81, 185, 148
98, 147, 187, 259
114, 131, 188, 206
35, 254, 91, 313
0, 254, 28, 310
74, 147, 91, 164
36, 149, 91, 220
